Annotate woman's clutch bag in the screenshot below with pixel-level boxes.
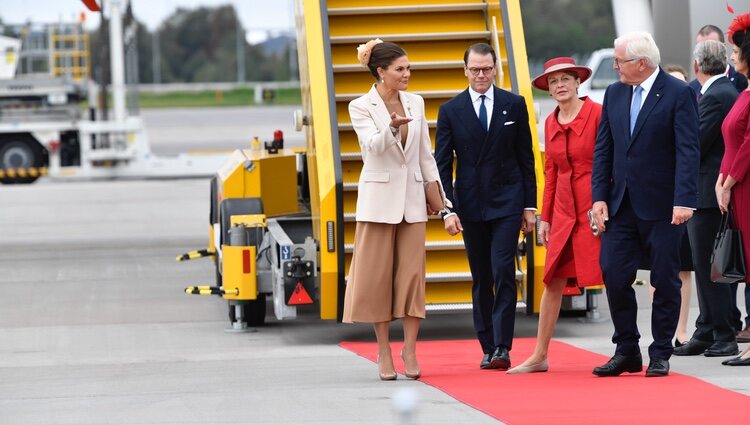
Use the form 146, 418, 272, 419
425, 181, 444, 212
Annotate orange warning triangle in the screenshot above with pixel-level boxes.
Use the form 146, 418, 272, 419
288, 281, 313, 305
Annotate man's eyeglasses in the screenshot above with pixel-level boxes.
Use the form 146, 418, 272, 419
614, 57, 639, 66
468, 66, 494, 76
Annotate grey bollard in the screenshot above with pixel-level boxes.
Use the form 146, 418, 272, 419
228, 225, 250, 246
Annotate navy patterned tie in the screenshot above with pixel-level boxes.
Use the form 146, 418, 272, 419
479, 95, 488, 131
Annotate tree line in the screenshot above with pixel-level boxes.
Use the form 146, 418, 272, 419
521, 0, 616, 60
91, 4, 293, 84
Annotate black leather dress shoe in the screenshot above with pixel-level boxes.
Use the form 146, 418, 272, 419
704, 341, 739, 357
672, 339, 712, 356
724, 356, 750, 366
480, 353, 492, 369
592, 353, 643, 377
645, 359, 670, 377
489, 346, 511, 370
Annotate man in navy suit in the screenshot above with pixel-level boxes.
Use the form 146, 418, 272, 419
688, 25, 748, 95
435, 43, 536, 370
591, 32, 700, 377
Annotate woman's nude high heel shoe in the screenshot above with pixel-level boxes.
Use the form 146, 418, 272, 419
506, 359, 549, 374
400, 351, 421, 379
377, 355, 397, 381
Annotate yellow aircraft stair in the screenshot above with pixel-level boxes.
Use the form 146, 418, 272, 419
295, 0, 545, 320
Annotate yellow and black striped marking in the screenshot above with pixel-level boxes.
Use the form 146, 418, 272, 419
176, 249, 215, 262
0, 167, 48, 179
184, 286, 239, 296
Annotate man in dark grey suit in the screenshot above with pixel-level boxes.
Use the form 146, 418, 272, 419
688, 26, 750, 344
674, 40, 740, 357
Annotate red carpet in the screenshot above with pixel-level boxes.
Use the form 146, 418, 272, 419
340, 338, 750, 424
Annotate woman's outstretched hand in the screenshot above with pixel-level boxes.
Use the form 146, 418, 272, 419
389, 111, 412, 129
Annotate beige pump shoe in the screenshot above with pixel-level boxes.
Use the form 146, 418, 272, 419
506, 359, 549, 374
400, 351, 421, 379
377, 355, 397, 381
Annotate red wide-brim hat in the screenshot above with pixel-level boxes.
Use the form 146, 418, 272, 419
532, 57, 592, 91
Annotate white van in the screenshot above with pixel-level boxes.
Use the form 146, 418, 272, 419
578, 48, 619, 104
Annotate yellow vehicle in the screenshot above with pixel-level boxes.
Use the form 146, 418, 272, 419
182, 0, 561, 328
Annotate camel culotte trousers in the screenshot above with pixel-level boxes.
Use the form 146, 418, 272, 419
342, 220, 426, 323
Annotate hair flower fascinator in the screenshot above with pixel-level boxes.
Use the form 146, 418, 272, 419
728, 13, 750, 42
357, 38, 383, 67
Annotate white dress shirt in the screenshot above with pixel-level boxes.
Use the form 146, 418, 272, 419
468, 85, 494, 131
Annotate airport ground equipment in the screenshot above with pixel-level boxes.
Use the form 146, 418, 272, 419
181, 0, 607, 327
0, 0, 226, 184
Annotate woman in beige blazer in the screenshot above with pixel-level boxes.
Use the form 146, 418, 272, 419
343, 40, 449, 381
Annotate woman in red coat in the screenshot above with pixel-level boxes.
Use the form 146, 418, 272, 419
508, 58, 602, 373
718, 14, 750, 366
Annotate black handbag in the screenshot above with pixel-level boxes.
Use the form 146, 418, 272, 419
710, 207, 746, 284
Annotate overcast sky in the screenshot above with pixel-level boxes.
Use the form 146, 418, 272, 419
0, 0, 294, 43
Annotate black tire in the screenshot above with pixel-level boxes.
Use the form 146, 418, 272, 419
209, 176, 219, 225
214, 252, 222, 287
0, 134, 47, 184
228, 295, 267, 326
210, 177, 221, 286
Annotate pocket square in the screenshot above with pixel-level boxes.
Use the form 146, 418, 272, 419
504, 121, 516, 126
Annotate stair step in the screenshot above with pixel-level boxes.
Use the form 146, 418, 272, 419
330, 31, 492, 45
328, 3, 487, 16
426, 271, 473, 283
345, 240, 464, 253
424, 301, 529, 312
334, 60, 465, 73
344, 212, 445, 222
339, 120, 436, 132
335, 89, 461, 102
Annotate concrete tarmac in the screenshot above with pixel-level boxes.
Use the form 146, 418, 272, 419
0, 180, 748, 424
141, 106, 306, 156
0, 180, 498, 425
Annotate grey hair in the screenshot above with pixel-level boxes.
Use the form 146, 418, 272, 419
694, 39, 728, 75
614, 31, 661, 68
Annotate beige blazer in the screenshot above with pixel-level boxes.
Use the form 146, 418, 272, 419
349, 85, 450, 223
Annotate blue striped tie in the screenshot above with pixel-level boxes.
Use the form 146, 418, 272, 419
630, 85, 643, 135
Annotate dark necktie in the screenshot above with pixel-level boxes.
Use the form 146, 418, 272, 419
479, 95, 488, 131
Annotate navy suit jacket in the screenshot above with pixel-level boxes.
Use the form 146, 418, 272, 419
435, 86, 536, 222
696, 76, 738, 208
689, 64, 748, 94
592, 68, 700, 221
